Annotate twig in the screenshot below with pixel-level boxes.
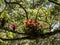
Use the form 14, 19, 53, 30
40, 8, 50, 25
4, 0, 28, 19
35, 6, 40, 21
48, 0, 60, 6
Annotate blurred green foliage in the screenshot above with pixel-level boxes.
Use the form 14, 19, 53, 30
0, 0, 60, 45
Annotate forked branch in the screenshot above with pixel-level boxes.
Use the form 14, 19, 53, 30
4, 0, 28, 19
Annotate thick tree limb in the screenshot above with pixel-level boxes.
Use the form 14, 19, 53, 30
0, 29, 60, 41
4, 0, 28, 19
48, 0, 60, 6
0, 36, 36, 41
0, 37, 28, 41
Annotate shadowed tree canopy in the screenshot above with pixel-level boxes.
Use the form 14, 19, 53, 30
0, 0, 60, 45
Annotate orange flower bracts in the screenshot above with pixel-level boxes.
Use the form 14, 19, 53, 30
24, 19, 42, 28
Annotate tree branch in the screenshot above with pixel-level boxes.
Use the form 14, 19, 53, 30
0, 29, 60, 41
2, 27, 27, 35
41, 30, 60, 38
0, 37, 27, 41
0, 36, 35, 41
4, 0, 28, 19
48, 0, 60, 6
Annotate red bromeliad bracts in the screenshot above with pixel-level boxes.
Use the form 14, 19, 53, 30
24, 19, 43, 36
24, 19, 42, 28
9, 23, 17, 30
